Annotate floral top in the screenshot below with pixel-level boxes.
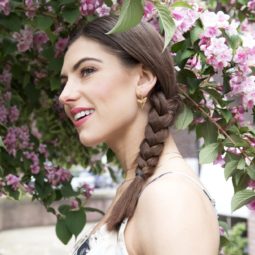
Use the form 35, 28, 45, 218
72, 171, 216, 255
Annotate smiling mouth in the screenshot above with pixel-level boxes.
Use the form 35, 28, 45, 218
72, 110, 95, 127
73, 109, 95, 121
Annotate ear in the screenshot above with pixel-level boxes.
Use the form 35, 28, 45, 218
135, 65, 157, 98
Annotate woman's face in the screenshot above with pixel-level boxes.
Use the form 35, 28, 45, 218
59, 36, 141, 147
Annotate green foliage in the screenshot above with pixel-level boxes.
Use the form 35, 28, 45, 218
223, 223, 248, 255
107, 0, 144, 34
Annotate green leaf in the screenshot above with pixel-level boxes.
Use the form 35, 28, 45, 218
35, 16, 53, 30
190, 24, 204, 45
106, 0, 144, 34
231, 189, 255, 212
170, 1, 192, 8
174, 104, 193, 130
199, 143, 219, 164
224, 160, 238, 181
58, 204, 71, 215
237, 158, 246, 170
65, 209, 86, 237
56, 217, 72, 244
0, 13, 22, 31
61, 182, 78, 197
154, 2, 176, 51
247, 164, 255, 179
50, 77, 61, 91
0, 136, 6, 150
196, 121, 217, 145
62, 8, 80, 24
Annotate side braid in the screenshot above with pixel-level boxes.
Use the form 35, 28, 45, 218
106, 91, 182, 231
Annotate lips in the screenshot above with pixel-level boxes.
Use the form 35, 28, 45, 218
70, 107, 95, 116
70, 107, 95, 127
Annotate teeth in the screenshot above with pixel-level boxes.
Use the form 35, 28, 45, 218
74, 110, 95, 121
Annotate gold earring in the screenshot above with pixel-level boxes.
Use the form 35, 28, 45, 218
137, 93, 147, 110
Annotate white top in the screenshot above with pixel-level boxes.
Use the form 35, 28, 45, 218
72, 171, 216, 255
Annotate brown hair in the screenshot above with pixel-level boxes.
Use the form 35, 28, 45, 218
69, 16, 182, 231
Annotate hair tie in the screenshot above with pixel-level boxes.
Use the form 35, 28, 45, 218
135, 169, 145, 179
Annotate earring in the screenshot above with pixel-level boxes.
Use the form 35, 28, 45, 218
137, 92, 147, 110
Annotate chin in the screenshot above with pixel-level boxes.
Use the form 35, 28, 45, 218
79, 133, 102, 148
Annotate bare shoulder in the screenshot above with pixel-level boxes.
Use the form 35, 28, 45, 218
133, 173, 220, 255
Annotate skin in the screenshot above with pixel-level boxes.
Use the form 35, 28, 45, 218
59, 36, 220, 255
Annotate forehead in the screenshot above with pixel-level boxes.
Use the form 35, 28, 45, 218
61, 36, 115, 74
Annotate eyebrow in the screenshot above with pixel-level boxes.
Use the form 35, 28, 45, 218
60, 57, 102, 79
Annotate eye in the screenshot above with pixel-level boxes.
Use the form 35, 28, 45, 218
80, 67, 96, 77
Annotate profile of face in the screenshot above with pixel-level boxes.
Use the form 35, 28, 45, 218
59, 37, 154, 147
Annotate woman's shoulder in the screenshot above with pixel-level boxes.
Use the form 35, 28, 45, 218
131, 171, 220, 254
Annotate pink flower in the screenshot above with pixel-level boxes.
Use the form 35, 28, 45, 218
44, 164, 71, 186
213, 154, 225, 167
12, 27, 33, 53
247, 199, 255, 211
202, 37, 232, 71
3, 91, 12, 101
96, 3, 110, 17
82, 183, 94, 199
8, 105, 20, 123
219, 226, 225, 236
0, 0, 10, 16
6, 174, 20, 191
80, 0, 103, 16
25, 0, 39, 19
38, 144, 48, 157
0, 67, 12, 87
54, 37, 69, 58
0, 105, 8, 124
143, 1, 155, 20
172, 7, 200, 42
248, 180, 255, 189
33, 31, 49, 52
231, 105, 245, 124
248, 0, 255, 11
24, 182, 35, 194
23, 151, 40, 174
71, 199, 79, 209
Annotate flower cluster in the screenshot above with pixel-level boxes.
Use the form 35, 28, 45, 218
44, 163, 71, 186
0, 0, 10, 16
24, 0, 40, 19
12, 27, 49, 53
23, 151, 40, 174
3, 126, 30, 156
172, 5, 200, 42
54, 37, 69, 58
80, 0, 103, 16
5, 174, 20, 191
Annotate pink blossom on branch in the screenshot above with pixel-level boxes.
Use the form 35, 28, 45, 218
247, 199, 255, 211
0, 67, 12, 87
80, 0, 103, 16
0, 0, 10, 16
24, 0, 39, 19
96, 3, 110, 17
54, 37, 69, 58
6, 174, 20, 191
33, 31, 49, 52
12, 27, 33, 53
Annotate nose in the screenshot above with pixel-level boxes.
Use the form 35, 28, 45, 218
58, 79, 79, 106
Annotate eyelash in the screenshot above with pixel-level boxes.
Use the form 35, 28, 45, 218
80, 67, 96, 77
60, 67, 96, 88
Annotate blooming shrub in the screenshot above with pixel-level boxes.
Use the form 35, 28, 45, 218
0, 0, 255, 247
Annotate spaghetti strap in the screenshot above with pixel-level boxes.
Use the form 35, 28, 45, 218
140, 171, 216, 207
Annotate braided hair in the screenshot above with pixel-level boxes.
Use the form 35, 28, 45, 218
69, 16, 182, 231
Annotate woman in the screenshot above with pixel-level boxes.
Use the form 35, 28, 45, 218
59, 15, 220, 255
